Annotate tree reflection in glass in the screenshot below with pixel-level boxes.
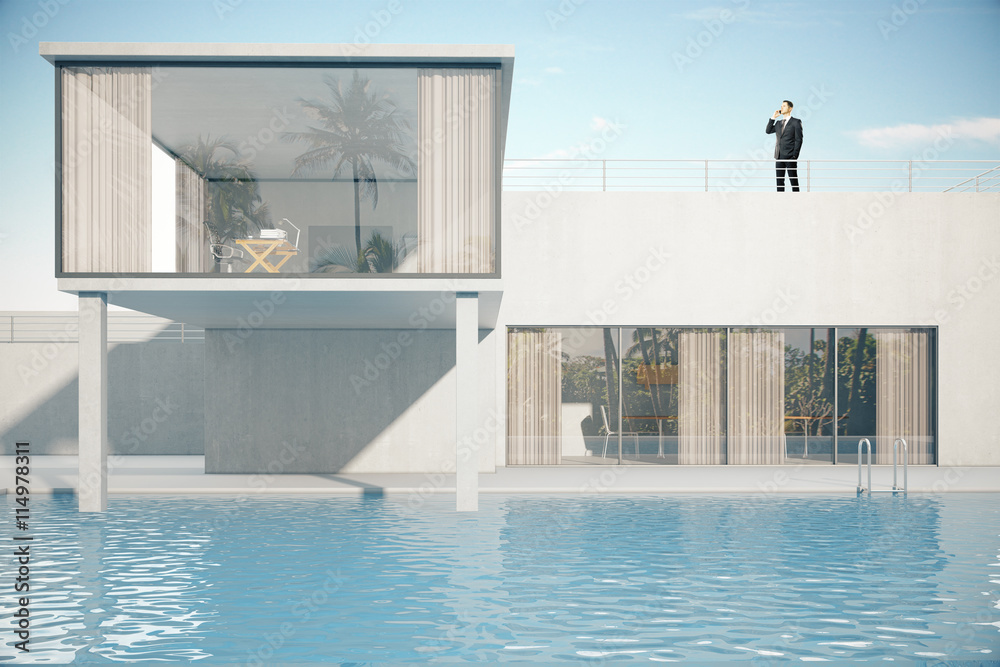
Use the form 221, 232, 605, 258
282, 70, 416, 262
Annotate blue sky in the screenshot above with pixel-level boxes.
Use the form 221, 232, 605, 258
1, 0, 998, 309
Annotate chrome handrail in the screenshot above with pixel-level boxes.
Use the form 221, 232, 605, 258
857, 438, 872, 496
857, 437, 908, 496
893, 438, 908, 496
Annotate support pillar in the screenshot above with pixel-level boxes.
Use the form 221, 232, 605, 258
455, 292, 479, 511
78, 293, 108, 512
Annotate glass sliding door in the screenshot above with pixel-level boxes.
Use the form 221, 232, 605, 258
619, 327, 729, 464
728, 329, 785, 464
506, 328, 562, 464
782, 328, 836, 464
873, 328, 935, 464
837, 328, 877, 463
505, 326, 934, 466
621, 327, 675, 462
677, 329, 727, 464
506, 327, 622, 464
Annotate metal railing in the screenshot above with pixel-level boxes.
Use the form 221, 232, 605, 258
503, 159, 1000, 192
943, 165, 1000, 192
856, 438, 908, 497
0, 313, 204, 343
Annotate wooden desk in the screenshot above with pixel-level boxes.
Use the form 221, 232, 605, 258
233, 239, 298, 273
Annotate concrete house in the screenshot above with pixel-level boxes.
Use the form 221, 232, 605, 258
6, 42, 997, 511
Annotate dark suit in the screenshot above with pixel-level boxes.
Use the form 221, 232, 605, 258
766, 116, 803, 191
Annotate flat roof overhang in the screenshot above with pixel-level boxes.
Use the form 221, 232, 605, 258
58, 278, 503, 330
39, 41, 515, 153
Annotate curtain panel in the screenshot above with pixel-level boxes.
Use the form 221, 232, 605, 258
61, 67, 152, 272
506, 330, 562, 465
417, 68, 496, 273
728, 331, 786, 464
678, 331, 725, 464
175, 159, 209, 272
875, 329, 933, 464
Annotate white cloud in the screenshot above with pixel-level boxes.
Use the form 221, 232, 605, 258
544, 66, 564, 75
852, 117, 1000, 149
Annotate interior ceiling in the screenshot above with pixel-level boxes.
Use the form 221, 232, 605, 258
152, 66, 418, 181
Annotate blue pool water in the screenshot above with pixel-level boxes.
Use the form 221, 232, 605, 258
2, 493, 999, 664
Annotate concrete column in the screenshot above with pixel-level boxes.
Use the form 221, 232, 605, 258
78, 293, 108, 512
455, 292, 479, 512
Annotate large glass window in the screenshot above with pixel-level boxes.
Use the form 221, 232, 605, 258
837, 327, 935, 464
59, 65, 496, 275
506, 326, 935, 466
782, 328, 836, 464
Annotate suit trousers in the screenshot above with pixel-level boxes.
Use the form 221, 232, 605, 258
776, 160, 799, 191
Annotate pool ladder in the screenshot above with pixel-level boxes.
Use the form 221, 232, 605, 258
856, 438, 908, 497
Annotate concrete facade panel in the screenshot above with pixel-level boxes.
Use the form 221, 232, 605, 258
0, 342, 205, 455
500, 191, 1000, 465
204, 328, 497, 474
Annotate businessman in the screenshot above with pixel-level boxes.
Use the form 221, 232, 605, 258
765, 100, 803, 192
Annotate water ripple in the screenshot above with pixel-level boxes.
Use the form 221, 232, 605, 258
1, 493, 998, 663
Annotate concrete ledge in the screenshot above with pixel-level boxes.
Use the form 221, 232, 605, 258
2, 457, 996, 495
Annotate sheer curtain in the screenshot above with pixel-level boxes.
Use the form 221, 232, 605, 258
728, 331, 786, 464
678, 331, 725, 464
175, 159, 209, 272
875, 329, 933, 463
506, 329, 562, 465
417, 68, 495, 273
61, 67, 152, 272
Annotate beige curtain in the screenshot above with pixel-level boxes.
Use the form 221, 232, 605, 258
175, 159, 209, 272
417, 68, 495, 273
875, 330, 933, 464
728, 331, 786, 464
506, 329, 562, 465
62, 67, 152, 272
678, 331, 725, 464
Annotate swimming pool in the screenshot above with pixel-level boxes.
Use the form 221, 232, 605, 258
3, 493, 998, 663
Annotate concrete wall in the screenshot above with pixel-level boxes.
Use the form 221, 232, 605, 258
7, 192, 996, 469
499, 191, 1000, 466
0, 341, 205, 455
204, 327, 497, 474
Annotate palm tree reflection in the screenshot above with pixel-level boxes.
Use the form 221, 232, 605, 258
282, 70, 416, 260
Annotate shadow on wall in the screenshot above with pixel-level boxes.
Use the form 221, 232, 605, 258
203, 329, 473, 474
0, 342, 206, 455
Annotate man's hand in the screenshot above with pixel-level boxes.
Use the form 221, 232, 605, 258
772, 109, 781, 119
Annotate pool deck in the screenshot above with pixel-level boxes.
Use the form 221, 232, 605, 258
2, 456, 998, 496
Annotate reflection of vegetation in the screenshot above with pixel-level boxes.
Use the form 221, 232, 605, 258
839, 329, 876, 435
561, 327, 881, 442
179, 136, 270, 264
562, 329, 683, 436
310, 230, 409, 273
561, 354, 605, 437
784, 329, 834, 436
784, 328, 876, 437
628, 328, 679, 434
282, 70, 416, 257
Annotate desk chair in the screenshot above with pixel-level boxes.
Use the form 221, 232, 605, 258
210, 243, 244, 272
600, 405, 640, 459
